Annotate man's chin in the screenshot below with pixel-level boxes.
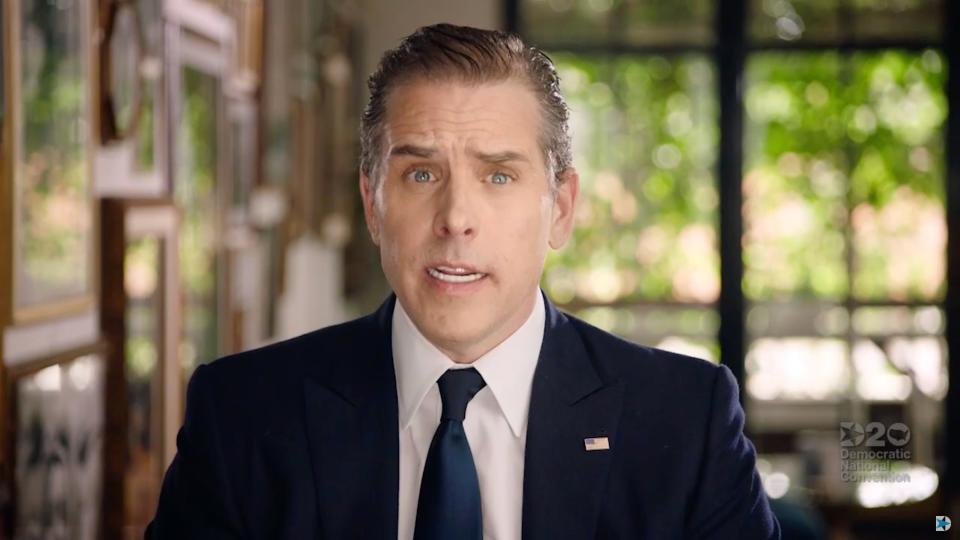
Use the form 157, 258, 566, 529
424, 323, 491, 353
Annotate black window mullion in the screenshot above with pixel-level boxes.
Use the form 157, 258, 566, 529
716, 0, 747, 401
944, 0, 960, 502
504, 0, 519, 33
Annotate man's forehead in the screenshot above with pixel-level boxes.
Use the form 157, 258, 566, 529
384, 78, 540, 125
388, 74, 535, 102
381, 79, 542, 158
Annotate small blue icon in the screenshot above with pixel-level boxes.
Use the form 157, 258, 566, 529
936, 515, 951, 531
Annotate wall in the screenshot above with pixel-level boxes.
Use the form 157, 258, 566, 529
358, 0, 502, 80
277, 0, 502, 334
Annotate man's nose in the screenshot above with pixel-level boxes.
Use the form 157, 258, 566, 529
433, 174, 476, 238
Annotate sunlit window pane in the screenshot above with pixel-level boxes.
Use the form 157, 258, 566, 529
747, 338, 851, 400
743, 50, 947, 508
744, 50, 947, 404
744, 50, 945, 302
850, 306, 948, 400
545, 54, 718, 305
848, 51, 946, 301
744, 52, 848, 300
519, 0, 949, 512
538, 53, 718, 354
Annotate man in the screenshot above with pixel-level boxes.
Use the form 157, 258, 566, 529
147, 24, 780, 539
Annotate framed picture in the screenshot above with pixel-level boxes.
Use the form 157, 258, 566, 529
6, 342, 107, 540
94, 0, 166, 198
165, 0, 239, 395
100, 199, 180, 539
1, 0, 97, 325
99, 0, 145, 143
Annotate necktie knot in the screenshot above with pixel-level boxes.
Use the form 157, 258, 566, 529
416, 367, 486, 539
437, 368, 486, 422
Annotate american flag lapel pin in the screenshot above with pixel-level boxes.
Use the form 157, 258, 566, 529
584, 437, 610, 451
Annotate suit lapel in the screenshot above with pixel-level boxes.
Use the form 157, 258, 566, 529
522, 291, 625, 540
303, 295, 399, 539
300, 291, 624, 539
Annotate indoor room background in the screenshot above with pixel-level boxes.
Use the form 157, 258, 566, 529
0, 0, 956, 538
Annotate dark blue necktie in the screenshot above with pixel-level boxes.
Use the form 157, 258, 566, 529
413, 368, 486, 540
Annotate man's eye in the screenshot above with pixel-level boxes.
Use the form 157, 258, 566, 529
409, 169, 433, 183
490, 172, 512, 185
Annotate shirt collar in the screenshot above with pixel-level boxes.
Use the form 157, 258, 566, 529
392, 289, 546, 438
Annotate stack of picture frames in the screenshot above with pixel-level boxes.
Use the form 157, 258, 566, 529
1, 0, 107, 537
1, 0, 264, 538
98, 1, 263, 539
98, 0, 180, 537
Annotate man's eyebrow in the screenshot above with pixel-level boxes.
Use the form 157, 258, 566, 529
468, 149, 531, 164
388, 145, 531, 164
389, 144, 436, 158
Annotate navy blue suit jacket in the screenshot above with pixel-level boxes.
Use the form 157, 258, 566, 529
147, 291, 780, 539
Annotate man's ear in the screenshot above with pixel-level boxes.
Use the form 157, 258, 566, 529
359, 171, 381, 246
548, 167, 580, 250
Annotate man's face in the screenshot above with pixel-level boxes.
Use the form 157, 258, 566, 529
360, 78, 578, 362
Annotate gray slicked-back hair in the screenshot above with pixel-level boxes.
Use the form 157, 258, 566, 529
359, 23, 572, 199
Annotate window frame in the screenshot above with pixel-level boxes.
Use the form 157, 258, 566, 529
506, 0, 960, 499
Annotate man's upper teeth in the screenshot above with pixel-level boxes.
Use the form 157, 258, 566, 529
429, 267, 485, 283
436, 266, 478, 275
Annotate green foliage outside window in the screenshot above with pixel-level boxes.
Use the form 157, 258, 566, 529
543, 54, 719, 306
744, 50, 946, 302
18, 0, 92, 304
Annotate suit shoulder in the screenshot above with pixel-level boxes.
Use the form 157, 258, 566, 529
561, 311, 732, 449
563, 311, 720, 390
199, 313, 377, 391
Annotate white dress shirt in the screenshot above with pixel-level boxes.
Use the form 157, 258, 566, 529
392, 289, 546, 540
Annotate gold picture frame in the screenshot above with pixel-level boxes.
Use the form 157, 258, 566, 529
1, 0, 98, 326
165, 0, 243, 389
94, 0, 167, 198
100, 198, 181, 539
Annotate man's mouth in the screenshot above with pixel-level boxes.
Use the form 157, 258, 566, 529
426, 265, 488, 284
